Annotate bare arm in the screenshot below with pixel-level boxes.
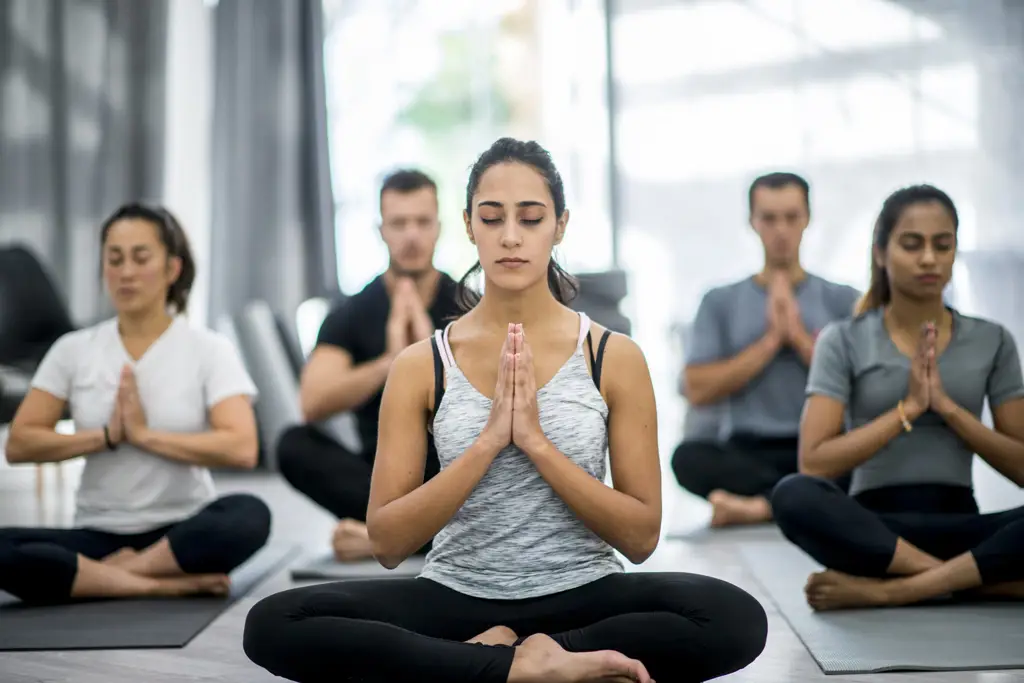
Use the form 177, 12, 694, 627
522, 334, 662, 564
134, 395, 259, 469
299, 345, 392, 422
685, 332, 781, 406
799, 394, 913, 479
790, 327, 816, 367
938, 398, 1024, 487
366, 342, 501, 568
5, 389, 106, 464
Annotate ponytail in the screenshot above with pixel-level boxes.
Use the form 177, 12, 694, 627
454, 258, 580, 314
854, 257, 890, 316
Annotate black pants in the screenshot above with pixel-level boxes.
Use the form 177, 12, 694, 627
771, 474, 1024, 584
0, 493, 271, 604
277, 424, 440, 523
671, 435, 803, 500
243, 572, 767, 683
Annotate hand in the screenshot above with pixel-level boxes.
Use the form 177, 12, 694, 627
479, 324, 515, 452
904, 325, 931, 419
511, 326, 546, 453
404, 288, 435, 342
106, 394, 124, 446
118, 365, 148, 444
385, 281, 413, 357
924, 323, 955, 416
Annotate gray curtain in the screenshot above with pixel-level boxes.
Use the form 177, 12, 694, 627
209, 0, 337, 323
0, 0, 168, 324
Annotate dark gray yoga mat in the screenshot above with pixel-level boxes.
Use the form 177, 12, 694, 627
290, 553, 425, 581
0, 543, 297, 652
740, 540, 1024, 674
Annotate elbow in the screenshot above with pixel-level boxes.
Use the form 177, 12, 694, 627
4, 429, 30, 464
798, 447, 838, 479
683, 382, 714, 407
622, 521, 661, 565
366, 514, 407, 570
230, 433, 259, 469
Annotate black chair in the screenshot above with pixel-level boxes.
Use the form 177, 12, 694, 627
0, 245, 77, 423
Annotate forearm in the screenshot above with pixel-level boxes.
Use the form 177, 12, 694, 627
791, 328, 816, 366
524, 439, 660, 563
369, 438, 499, 567
803, 406, 908, 478
685, 334, 780, 405
940, 404, 1024, 486
135, 428, 257, 469
301, 356, 392, 422
5, 426, 106, 464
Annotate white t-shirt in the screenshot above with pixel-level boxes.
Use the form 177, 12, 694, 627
30, 316, 258, 534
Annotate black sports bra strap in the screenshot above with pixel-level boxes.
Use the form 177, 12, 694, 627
430, 335, 445, 414
593, 329, 612, 391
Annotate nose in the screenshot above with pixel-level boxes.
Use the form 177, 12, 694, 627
919, 245, 937, 267
499, 220, 522, 248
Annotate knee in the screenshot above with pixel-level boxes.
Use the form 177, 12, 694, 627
243, 590, 296, 669
670, 440, 706, 489
218, 493, 272, 551
699, 578, 768, 674
276, 425, 312, 482
770, 473, 822, 531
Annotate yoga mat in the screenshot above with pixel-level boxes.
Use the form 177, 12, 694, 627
290, 553, 425, 581
0, 543, 297, 652
739, 540, 1024, 674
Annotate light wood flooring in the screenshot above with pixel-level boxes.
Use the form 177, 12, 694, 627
1, 458, 1022, 682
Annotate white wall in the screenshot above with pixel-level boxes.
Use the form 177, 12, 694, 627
162, 0, 215, 329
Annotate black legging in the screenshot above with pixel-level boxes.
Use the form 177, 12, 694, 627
771, 474, 1024, 584
277, 424, 440, 522
0, 493, 271, 604
673, 435, 850, 500
243, 571, 767, 683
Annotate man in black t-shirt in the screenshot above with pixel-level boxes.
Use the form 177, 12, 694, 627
277, 169, 461, 561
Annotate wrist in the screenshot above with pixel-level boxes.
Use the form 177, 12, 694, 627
128, 426, 152, 448
518, 434, 553, 460
901, 397, 925, 421
934, 395, 957, 419
475, 431, 507, 458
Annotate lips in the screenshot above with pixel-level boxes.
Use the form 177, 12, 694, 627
916, 274, 941, 283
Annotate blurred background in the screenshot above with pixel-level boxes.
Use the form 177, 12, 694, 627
2, 0, 1024, 516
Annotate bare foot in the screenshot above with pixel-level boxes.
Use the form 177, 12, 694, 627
149, 574, 231, 598
508, 633, 651, 683
805, 570, 890, 611
708, 490, 772, 528
100, 547, 139, 568
467, 625, 518, 646
332, 519, 374, 562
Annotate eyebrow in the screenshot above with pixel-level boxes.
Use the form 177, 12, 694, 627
477, 200, 547, 209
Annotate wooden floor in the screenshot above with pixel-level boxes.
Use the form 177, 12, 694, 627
0, 461, 1021, 683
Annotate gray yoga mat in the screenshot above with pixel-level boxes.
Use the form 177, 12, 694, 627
0, 543, 297, 652
290, 553, 425, 581
740, 540, 1024, 674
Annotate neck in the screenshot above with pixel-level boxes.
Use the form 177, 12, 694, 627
757, 261, 806, 285
118, 307, 174, 339
474, 276, 563, 331
886, 295, 949, 332
386, 267, 440, 304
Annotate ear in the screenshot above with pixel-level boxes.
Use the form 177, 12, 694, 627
463, 210, 475, 244
554, 210, 569, 246
167, 255, 183, 285
872, 245, 885, 270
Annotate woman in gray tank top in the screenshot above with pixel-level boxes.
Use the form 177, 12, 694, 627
771, 184, 1024, 611
244, 139, 767, 683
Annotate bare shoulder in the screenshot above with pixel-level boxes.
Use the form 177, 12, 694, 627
386, 339, 436, 404
587, 324, 651, 394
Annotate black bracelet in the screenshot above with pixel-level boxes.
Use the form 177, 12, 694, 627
103, 425, 116, 450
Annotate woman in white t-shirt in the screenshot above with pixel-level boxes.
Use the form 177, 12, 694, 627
0, 203, 270, 604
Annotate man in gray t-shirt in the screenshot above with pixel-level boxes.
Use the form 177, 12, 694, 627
672, 172, 859, 527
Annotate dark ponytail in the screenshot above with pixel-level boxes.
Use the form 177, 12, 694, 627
854, 184, 958, 316
456, 137, 579, 312
100, 203, 196, 314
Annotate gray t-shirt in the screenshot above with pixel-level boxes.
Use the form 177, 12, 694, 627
687, 274, 860, 439
808, 308, 1024, 495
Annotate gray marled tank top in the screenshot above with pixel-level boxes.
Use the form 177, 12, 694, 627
418, 313, 623, 600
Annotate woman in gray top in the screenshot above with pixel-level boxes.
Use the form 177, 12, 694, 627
244, 138, 768, 683
771, 185, 1024, 611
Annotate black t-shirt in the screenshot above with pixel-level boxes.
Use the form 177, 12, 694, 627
315, 272, 462, 458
